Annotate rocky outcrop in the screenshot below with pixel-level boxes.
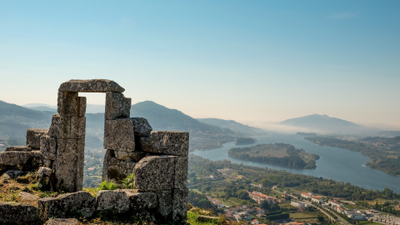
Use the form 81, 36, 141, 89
95, 190, 130, 213
0, 202, 38, 224
0, 79, 190, 224
38, 191, 96, 218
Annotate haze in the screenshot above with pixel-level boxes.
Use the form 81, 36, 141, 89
1, 1, 399, 129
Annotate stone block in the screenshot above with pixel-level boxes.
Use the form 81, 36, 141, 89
104, 119, 135, 152
38, 191, 96, 218
0, 202, 38, 224
105, 92, 131, 120
48, 114, 62, 138
71, 116, 86, 138
95, 190, 130, 213
114, 151, 147, 161
102, 150, 136, 183
139, 131, 189, 156
59, 79, 125, 93
130, 117, 152, 137
26, 128, 48, 149
122, 189, 158, 210
57, 91, 79, 117
5, 146, 32, 151
174, 156, 188, 188
40, 135, 57, 160
55, 139, 84, 192
31, 150, 45, 170
173, 188, 188, 222
156, 189, 173, 221
0, 151, 32, 166
38, 167, 52, 178
78, 96, 86, 117
17, 192, 40, 206
44, 218, 80, 225
134, 155, 176, 191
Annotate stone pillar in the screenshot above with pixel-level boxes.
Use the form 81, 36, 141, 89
55, 91, 86, 192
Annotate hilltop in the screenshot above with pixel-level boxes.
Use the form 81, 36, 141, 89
0, 100, 248, 151
197, 118, 264, 136
280, 114, 363, 134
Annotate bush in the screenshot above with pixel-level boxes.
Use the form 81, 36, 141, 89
98, 181, 118, 190
122, 173, 135, 189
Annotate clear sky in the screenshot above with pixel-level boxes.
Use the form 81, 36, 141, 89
1, 1, 399, 129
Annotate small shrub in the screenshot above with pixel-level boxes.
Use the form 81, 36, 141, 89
98, 181, 118, 190
122, 173, 135, 189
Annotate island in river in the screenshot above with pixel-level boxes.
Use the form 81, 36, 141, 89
228, 143, 319, 169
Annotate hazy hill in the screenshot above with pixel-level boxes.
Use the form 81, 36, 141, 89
0, 100, 235, 151
24, 103, 105, 114
280, 114, 362, 134
197, 118, 264, 136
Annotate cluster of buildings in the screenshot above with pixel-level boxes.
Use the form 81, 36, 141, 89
248, 191, 285, 204
223, 205, 265, 223
300, 192, 323, 204
369, 214, 400, 225
207, 197, 225, 208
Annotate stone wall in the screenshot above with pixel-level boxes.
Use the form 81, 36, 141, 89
0, 79, 189, 224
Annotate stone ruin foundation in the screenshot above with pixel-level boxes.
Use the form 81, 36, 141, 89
0, 79, 189, 224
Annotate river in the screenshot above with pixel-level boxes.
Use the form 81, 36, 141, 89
192, 131, 400, 193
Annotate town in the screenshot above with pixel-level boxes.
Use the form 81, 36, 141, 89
200, 166, 400, 225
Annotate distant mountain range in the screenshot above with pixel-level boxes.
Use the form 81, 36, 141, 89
197, 118, 264, 136
0, 100, 262, 151
279, 114, 364, 134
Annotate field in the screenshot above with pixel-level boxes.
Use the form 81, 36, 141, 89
290, 212, 319, 222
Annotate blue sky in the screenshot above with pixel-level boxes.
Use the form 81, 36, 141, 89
1, 1, 399, 128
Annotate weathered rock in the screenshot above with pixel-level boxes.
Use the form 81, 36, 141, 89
55, 139, 85, 192
174, 156, 188, 188
26, 128, 48, 149
44, 218, 80, 225
59, 79, 125, 93
105, 92, 131, 120
48, 114, 62, 138
95, 190, 130, 213
5, 146, 32, 151
38, 167, 52, 178
17, 192, 40, 206
130, 117, 152, 137
71, 116, 86, 138
156, 189, 173, 221
134, 155, 176, 191
31, 150, 45, 170
122, 189, 158, 210
173, 188, 188, 222
0, 202, 38, 224
57, 92, 86, 117
139, 131, 189, 156
0, 170, 24, 180
104, 119, 135, 152
114, 151, 147, 161
0, 151, 32, 166
38, 191, 96, 218
40, 135, 57, 160
103, 150, 136, 183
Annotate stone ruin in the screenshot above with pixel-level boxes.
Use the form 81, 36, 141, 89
0, 79, 189, 224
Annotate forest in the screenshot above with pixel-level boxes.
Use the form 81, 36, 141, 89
228, 143, 319, 169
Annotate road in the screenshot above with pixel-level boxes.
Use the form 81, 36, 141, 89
304, 200, 350, 225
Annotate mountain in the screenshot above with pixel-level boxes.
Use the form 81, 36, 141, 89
196, 118, 264, 136
0, 100, 235, 151
24, 103, 105, 114
279, 114, 363, 134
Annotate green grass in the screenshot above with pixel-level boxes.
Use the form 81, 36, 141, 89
290, 213, 318, 219
359, 221, 385, 225
187, 212, 220, 225
343, 203, 360, 210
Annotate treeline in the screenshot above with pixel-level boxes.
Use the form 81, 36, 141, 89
235, 137, 256, 145
188, 155, 400, 201
228, 143, 318, 169
305, 136, 400, 177
188, 190, 217, 211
